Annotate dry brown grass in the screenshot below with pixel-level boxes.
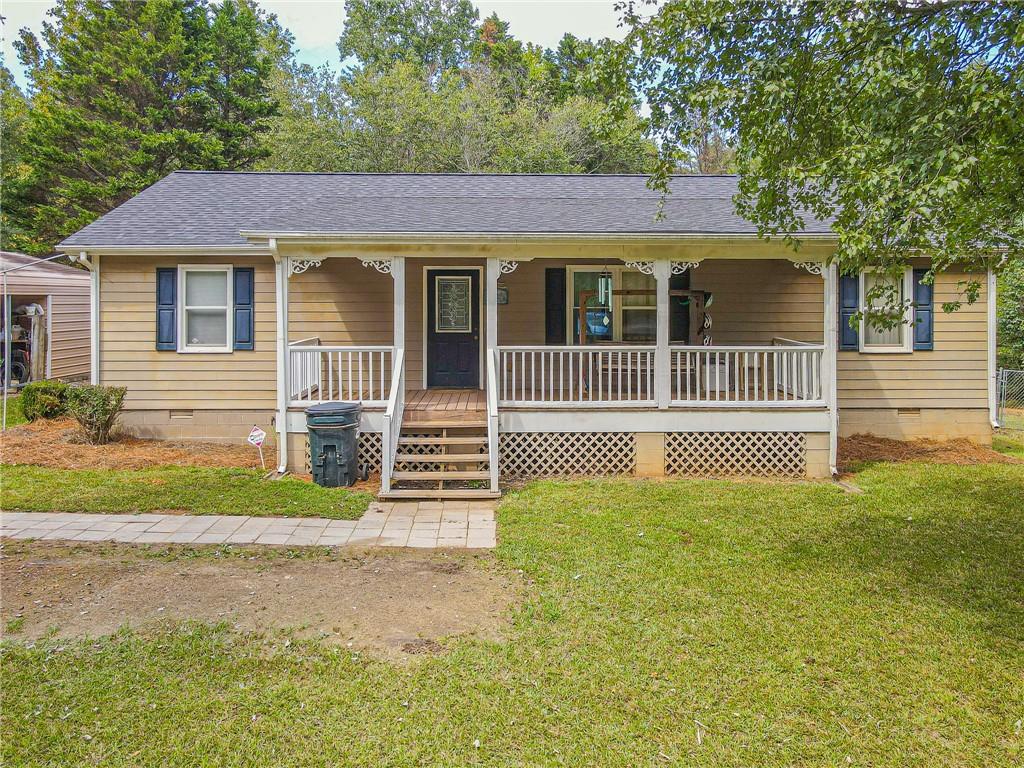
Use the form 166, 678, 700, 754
838, 433, 1020, 473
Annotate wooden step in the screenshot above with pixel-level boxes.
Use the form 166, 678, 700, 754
392, 470, 490, 481
379, 488, 501, 500
397, 435, 486, 446
395, 453, 488, 463
402, 420, 487, 430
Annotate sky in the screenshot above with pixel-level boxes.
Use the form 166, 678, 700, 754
0, 0, 630, 90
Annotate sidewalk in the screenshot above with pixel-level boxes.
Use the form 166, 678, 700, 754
0, 501, 497, 549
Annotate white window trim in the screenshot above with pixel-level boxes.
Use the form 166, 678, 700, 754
566, 265, 656, 344
858, 267, 914, 354
178, 264, 233, 353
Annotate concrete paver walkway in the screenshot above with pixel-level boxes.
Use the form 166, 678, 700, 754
0, 501, 497, 549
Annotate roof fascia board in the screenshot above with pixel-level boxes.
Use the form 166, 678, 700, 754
57, 244, 273, 257
240, 230, 838, 245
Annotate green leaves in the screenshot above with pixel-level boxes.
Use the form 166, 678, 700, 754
622, 0, 1024, 308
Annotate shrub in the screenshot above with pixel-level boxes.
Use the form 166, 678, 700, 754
19, 380, 69, 420
65, 385, 126, 445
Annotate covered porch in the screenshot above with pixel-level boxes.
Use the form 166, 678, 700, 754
269, 245, 839, 494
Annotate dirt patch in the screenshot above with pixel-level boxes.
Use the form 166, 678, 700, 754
838, 434, 1021, 473
0, 542, 518, 659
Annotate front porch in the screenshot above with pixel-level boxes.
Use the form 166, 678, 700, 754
271, 250, 839, 496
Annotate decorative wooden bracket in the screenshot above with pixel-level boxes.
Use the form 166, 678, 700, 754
289, 259, 323, 277
499, 260, 518, 274
623, 260, 655, 275
793, 261, 825, 277
360, 258, 393, 274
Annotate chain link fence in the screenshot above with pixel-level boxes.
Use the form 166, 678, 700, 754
997, 369, 1024, 431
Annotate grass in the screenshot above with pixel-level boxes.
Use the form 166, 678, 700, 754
994, 429, 1024, 459
0, 465, 373, 519
1, 395, 27, 428
3, 462, 1023, 766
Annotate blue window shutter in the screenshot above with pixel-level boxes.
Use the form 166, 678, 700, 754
912, 268, 933, 350
155, 268, 177, 351
544, 268, 566, 344
233, 268, 255, 351
838, 274, 859, 350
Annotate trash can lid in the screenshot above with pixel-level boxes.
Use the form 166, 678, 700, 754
304, 401, 362, 417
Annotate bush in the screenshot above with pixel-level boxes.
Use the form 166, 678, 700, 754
19, 380, 69, 420
65, 384, 126, 445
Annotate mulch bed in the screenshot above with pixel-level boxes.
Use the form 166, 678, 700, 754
1, 417, 383, 493
838, 433, 1020, 473
1, 418, 262, 471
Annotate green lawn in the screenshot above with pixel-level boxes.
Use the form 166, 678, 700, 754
994, 429, 1024, 459
1, 395, 27, 428
3, 462, 1023, 766
0, 465, 372, 519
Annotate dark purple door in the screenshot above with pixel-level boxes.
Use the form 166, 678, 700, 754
426, 269, 479, 388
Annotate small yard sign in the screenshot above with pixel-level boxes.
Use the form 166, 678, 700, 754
247, 425, 267, 469
247, 425, 266, 447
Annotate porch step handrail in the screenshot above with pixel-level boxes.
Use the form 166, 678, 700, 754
287, 344, 394, 406
381, 348, 406, 493
287, 337, 321, 401
486, 348, 499, 491
497, 345, 656, 407
670, 344, 825, 406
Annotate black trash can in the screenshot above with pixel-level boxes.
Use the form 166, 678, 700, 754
305, 402, 365, 487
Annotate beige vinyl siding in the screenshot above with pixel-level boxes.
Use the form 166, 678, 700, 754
684, 259, 823, 344
286, 257, 393, 346
1, 253, 91, 380
99, 254, 277, 410
836, 269, 989, 409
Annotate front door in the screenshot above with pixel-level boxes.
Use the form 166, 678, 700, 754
426, 268, 480, 388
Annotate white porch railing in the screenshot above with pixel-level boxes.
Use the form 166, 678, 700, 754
381, 349, 406, 492
287, 343, 394, 406
497, 346, 656, 407
486, 349, 500, 491
670, 344, 825, 406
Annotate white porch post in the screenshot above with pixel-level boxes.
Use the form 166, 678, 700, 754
273, 242, 289, 473
485, 257, 499, 353
824, 263, 838, 475
655, 259, 671, 409
391, 256, 406, 352
988, 268, 998, 427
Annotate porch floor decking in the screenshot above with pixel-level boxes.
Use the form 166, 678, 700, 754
405, 389, 486, 423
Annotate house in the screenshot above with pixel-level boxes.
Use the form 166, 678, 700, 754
1, 251, 91, 385
58, 172, 998, 498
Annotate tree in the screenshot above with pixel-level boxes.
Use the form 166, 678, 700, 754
8, 0, 277, 252
338, 0, 478, 79
998, 261, 1024, 368
256, 10, 351, 172
0, 64, 39, 253
621, 0, 1024, 322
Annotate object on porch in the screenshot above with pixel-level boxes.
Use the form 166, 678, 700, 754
305, 401, 366, 487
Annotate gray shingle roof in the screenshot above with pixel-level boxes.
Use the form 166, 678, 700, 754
59, 171, 834, 248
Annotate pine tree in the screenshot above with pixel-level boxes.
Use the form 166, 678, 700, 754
9, 0, 277, 252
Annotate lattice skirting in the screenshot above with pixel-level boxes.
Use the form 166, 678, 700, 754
499, 432, 636, 478
302, 431, 382, 475
664, 431, 806, 478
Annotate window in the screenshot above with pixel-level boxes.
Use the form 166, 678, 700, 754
567, 266, 656, 344
435, 276, 472, 332
859, 268, 913, 353
179, 266, 232, 352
